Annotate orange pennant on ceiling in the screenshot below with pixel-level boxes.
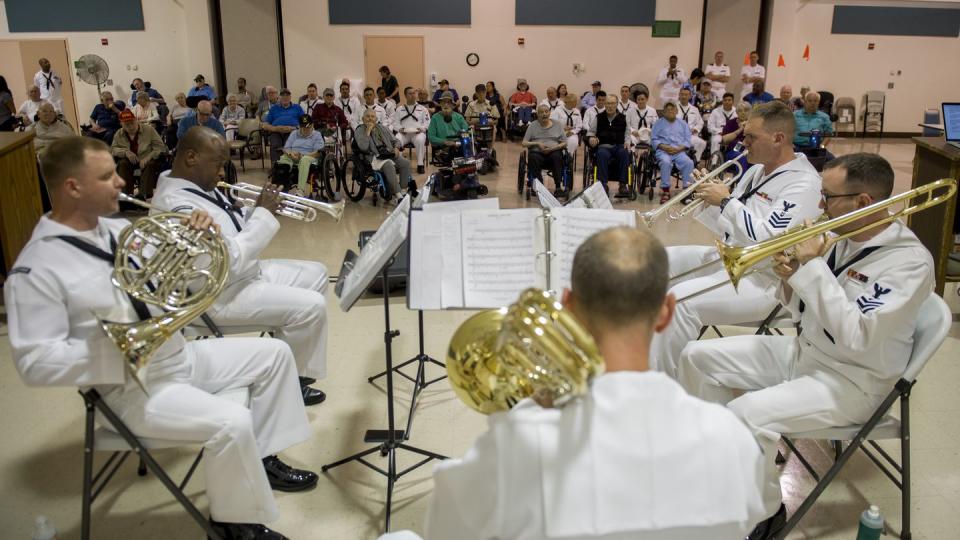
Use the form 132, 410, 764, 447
744, 52, 751, 65
803, 44, 810, 60
777, 54, 786, 67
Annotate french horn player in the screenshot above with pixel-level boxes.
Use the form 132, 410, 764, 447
4, 136, 316, 540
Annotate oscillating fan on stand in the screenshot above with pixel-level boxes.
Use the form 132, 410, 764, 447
628, 82, 650, 99
75, 54, 110, 95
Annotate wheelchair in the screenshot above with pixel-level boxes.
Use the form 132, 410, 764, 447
640, 145, 700, 203
796, 129, 834, 172
582, 142, 638, 201
472, 116, 499, 174
516, 148, 574, 201
505, 106, 530, 141
270, 154, 323, 197
318, 124, 351, 200
428, 130, 490, 200
343, 141, 394, 206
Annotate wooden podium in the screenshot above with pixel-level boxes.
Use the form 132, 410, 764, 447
910, 136, 960, 295
0, 132, 43, 274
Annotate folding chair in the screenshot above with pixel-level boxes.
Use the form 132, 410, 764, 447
80, 385, 250, 540
698, 305, 795, 339
774, 294, 952, 540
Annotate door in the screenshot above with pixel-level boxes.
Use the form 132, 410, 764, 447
16, 39, 80, 132
364, 36, 425, 98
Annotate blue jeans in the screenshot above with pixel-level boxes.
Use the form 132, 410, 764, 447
515, 106, 533, 124
595, 144, 630, 185
655, 149, 694, 189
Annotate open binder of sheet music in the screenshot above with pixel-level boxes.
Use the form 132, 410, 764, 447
337, 195, 411, 312
533, 179, 613, 210
408, 205, 636, 310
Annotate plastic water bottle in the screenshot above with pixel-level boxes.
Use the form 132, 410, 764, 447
32, 515, 58, 540
855, 505, 883, 540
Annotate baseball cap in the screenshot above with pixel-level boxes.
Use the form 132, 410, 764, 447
439, 79, 449, 85
440, 91, 455, 102
299, 114, 313, 127
119, 109, 136, 122
194, 74, 205, 82
323, 87, 334, 96
591, 80, 602, 86
279, 88, 292, 96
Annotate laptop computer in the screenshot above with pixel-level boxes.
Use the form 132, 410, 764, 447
943, 102, 960, 149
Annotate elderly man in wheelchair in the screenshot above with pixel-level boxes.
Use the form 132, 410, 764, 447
272, 114, 325, 197
518, 104, 571, 199
352, 108, 413, 205
426, 93, 489, 200
585, 95, 632, 198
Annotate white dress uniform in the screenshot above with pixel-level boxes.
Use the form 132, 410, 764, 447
393, 103, 431, 166
17, 98, 48, 124
377, 97, 398, 117
34, 68, 64, 111
355, 102, 390, 131
678, 103, 707, 161
153, 172, 331, 379
550, 105, 583, 157
581, 104, 604, 138
656, 66, 687, 107
414, 371, 769, 540
651, 154, 822, 377
704, 63, 730, 99
337, 95, 363, 125
708, 106, 737, 154
626, 105, 659, 147
4, 216, 311, 524
300, 98, 320, 116
739, 64, 766, 100
540, 97, 562, 113
679, 220, 934, 516
615, 98, 637, 116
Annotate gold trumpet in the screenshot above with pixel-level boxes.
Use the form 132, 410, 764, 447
446, 288, 604, 414
100, 194, 229, 393
641, 146, 748, 228
219, 181, 345, 222
676, 178, 958, 303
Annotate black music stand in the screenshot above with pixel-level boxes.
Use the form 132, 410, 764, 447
323, 209, 446, 532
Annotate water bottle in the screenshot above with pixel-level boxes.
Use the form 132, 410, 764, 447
479, 112, 489, 126
32, 515, 58, 540
855, 504, 883, 540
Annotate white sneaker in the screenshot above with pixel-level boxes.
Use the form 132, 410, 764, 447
288, 187, 304, 197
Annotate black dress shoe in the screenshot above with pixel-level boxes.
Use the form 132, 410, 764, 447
747, 503, 787, 540
298, 376, 317, 386
417, 165, 425, 174
209, 519, 288, 540
301, 385, 326, 406
262, 455, 319, 492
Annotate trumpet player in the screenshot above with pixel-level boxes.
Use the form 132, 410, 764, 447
651, 101, 822, 378
5, 136, 317, 539
404, 227, 768, 540
678, 154, 934, 539
153, 127, 330, 406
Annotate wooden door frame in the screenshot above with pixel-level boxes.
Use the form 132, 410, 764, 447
1, 37, 81, 133
363, 35, 426, 90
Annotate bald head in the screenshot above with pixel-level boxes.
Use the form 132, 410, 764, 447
569, 227, 669, 330
172, 126, 228, 191
196, 100, 213, 114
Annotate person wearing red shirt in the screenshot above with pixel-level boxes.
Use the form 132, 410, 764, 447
509, 79, 537, 126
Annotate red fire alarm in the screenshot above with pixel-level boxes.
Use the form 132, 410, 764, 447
101, 38, 109, 46
517, 37, 525, 46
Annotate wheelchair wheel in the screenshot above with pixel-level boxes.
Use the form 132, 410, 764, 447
478, 184, 489, 196
628, 163, 638, 201
344, 163, 368, 202
582, 150, 591, 189
517, 152, 527, 194
320, 154, 339, 200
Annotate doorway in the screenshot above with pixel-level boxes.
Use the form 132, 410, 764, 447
363, 36, 425, 98
0, 39, 80, 132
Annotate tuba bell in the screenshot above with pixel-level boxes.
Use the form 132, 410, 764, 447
446, 288, 604, 414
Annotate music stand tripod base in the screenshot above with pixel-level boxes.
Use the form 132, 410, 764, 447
322, 262, 447, 532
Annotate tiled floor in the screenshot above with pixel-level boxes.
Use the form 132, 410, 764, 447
1, 137, 957, 539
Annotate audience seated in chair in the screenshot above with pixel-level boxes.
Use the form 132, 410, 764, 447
177, 99, 225, 142
220, 93, 246, 140
540, 86, 562, 112
17, 85, 47, 127
130, 77, 164, 106
375, 86, 397, 117
427, 93, 470, 165
312, 87, 350, 134
355, 87, 390, 131
616, 85, 637, 116
627, 88, 658, 149
551, 94, 583, 158
523, 104, 568, 195
299, 83, 320, 117
431, 79, 459, 110
257, 86, 279, 121
743, 81, 775, 106
708, 92, 737, 156
85, 91, 126, 144
465, 83, 500, 127
793, 91, 835, 161
720, 102, 752, 173
395, 86, 432, 174
235, 77, 258, 117
778, 85, 797, 111
587, 94, 631, 195
678, 87, 707, 162
580, 80, 602, 110
112, 109, 166, 199
694, 80, 717, 114
508, 79, 537, 125
652, 102, 695, 202
336, 82, 362, 124
354, 109, 412, 203
262, 88, 301, 163
188, 74, 216, 102
485, 81, 508, 141
132, 92, 161, 129
164, 92, 191, 148
276, 114, 325, 196
28, 102, 73, 158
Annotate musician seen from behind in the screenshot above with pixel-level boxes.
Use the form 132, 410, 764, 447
152, 127, 330, 406
651, 101, 822, 377
678, 153, 934, 539
5, 136, 317, 540
387, 227, 769, 540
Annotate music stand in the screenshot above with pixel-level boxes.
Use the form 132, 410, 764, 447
324, 196, 446, 532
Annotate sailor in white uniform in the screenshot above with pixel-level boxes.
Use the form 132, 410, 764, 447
336, 82, 363, 127
581, 92, 606, 139
383, 227, 768, 540
152, 128, 330, 406
704, 50, 731, 100
5, 136, 316, 540
678, 87, 707, 162
615, 85, 637, 116
540, 86, 563, 113
34, 58, 64, 112
656, 55, 687, 107
651, 101, 822, 378
393, 86, 431, 172
354, 87, 390, 131
626, 89, 658, 148
708, 93, 737, 155
550, 94, 583, 158
679, 153, 934, 539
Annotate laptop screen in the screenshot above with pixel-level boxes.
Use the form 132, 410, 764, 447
944, 103, 960, 142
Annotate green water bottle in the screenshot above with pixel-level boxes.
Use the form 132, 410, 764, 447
856, 504, 883, 540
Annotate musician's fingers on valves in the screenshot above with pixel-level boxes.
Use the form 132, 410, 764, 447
256, 182, 282, 213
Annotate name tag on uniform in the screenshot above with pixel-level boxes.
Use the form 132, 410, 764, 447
756, 191, 772, 202
847, 269, 869, 283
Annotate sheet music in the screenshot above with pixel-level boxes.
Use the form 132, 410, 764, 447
580, 182, 614, 209
422, 197, 499, 213
461, 209, 543, 308
440, 213, 465, 308
550, 207, 636, 292
533, 179, 562, 209
412, 176, 434, 209
337, 196, 410, 311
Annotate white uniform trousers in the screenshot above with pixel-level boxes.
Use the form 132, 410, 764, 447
397, 131, 427, 166
678, 335, 882, 519
211, 259, 330, 379
651, 245, 778, 377
710, 134, 722, 155
564, 133, 579, 158
691, 135, 707, 162
105, 337, 311, 524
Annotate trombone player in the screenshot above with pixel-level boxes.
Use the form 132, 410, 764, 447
652, 101, 822, 377
153, 127, 330, 405
5, 136, 317, 539
678, 154, 935, 539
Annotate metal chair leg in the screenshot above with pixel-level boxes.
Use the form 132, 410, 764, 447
81, 396, 95, 540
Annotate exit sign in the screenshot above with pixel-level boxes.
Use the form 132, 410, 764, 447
652, 20, 681, 38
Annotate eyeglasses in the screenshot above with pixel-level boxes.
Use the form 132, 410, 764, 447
820, 191, 862, 202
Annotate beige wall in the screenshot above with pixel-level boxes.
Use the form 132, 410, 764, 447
0, 0, 214, 117
220, 0, 282, 98
764, 0, 960, 133
281, 0, 704, 100
701, 0, 761, 98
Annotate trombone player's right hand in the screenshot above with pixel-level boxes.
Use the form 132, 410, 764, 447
255, 183, 282, 214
